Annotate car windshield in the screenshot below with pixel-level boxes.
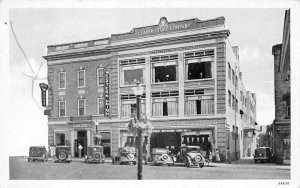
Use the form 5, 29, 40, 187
30, 147, 43, 151
122, 147, 135, 153
187, 147, 200, 153
152, 148, 168, 154
255, 148, 266, 155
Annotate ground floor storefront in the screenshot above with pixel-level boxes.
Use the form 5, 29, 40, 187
48, 117, 241, 161
274, 122, 290, 164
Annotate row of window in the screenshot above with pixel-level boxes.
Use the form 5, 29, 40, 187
58, 98, 104, 117
58, 94, 215, 118
227, 62, 238, 87
120, 92, 214, 118
228, 90, 238, 113
121, 50, 214, 86
58, 68, 104, 89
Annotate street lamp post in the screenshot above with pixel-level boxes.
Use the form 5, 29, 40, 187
133, 81, 144, 180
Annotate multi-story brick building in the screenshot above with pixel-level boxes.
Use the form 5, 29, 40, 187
272, 9, 290, 164
43, 16, 256, 161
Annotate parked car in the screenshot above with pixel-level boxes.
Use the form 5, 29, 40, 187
145, 148, 174, 166
85, 146, 105, 164
27, 146, 48, 162
175, 146, 205, 168
111, 147, 137, 165
254, 147, 274, 163
54, 145, 72, 163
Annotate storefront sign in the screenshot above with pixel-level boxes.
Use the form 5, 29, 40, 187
105, 70, 110, 116
152, 129, 190, 133
70, 124, 91, 128
136, 22, 192, 36
39, 83, 48, 107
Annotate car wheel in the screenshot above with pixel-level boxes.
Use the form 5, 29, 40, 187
199, 163, 204, 168
112, 158, 115, 165
144, 161, 147, 165
254, 160, 257, 163
120, 161, 123, 165
28, 159, 30, 162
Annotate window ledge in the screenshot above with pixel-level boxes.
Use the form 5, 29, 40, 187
184, 78, 214, 82
151, 81, 178, 85
120, 84, 146, 88
58, 88, 66, 90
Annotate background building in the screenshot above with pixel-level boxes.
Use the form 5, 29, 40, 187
272, 9, 290, 164
43, 16, 256, 161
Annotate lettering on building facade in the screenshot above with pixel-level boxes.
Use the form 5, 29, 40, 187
39, 83, 48, 107
105, 70, 110, 116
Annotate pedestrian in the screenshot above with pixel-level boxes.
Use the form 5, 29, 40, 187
50, 145, 55, 157
226, 147, 231, 164
209, 148, 212, 162
215, 148, 220, 162
78, 144, 83, 158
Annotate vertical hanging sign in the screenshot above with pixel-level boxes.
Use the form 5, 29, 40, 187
39, 83, 48, 107
105, 70, 110, 116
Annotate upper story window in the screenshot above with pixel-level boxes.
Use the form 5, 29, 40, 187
235, 99, 238, 113
228, 90, 232, 107
97, 68, 104, 85
286, 95, 290, 118
185, 89, 214, 115
235, 75, 238, 87
77, 70, 85, 88
58, 101, 66, 117
228, 63, 232, 79
78, 99, 85, 116
59, 72, 66, 89
120, 94, 146, 118
152, 91, 178, 116
120, 58, 145, 86
151, 54, 178, 83
232, 70, 235, 85
250, 102, 255, 113
97, 98, 104, 115
240, 91, 243, 101
232, 95, 235, 110
184, 50, 214, 80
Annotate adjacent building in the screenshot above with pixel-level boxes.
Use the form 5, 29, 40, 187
43, 16, 256, 161
271, 9, 290, 164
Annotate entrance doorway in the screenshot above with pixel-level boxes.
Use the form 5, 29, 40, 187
75, 130, 87, 157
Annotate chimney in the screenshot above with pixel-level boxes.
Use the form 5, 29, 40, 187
232, 46, 239, 60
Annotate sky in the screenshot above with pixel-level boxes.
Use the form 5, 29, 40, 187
5, 8, 286, 156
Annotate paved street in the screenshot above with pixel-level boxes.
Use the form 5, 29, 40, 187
9, 156, 290, 180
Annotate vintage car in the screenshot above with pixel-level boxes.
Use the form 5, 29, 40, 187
27, 146, 48, 162
254, 147, 274, 163
175, 146, 205, 168
85, 146, 105, 164
145, 148, 174, 166
111, 147, 137, 165
54, 145, 72, 163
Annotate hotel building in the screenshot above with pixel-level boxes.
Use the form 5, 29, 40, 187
43, 16, 256, 161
